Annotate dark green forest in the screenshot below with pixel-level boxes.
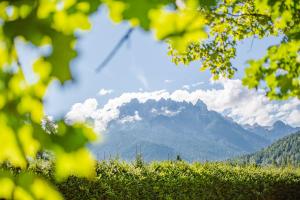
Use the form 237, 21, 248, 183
231, 132, 300, 167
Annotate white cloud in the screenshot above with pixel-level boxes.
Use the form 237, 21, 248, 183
181, 82, 204, 90
182, 85, 190, 90
196, 79, 300, 126
98, 88, 114, 96
164, 79, 174, 84
191, 82, 204, 87
286, 110, 300, 126
137, 73, 149, 89
65, 98, 98, 123
66, 79, 300, 133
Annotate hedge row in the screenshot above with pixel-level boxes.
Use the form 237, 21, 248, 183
28, 160, 300, 200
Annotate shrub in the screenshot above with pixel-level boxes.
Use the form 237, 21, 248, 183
53, 161, 300, 200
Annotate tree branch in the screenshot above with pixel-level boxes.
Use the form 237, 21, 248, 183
225, 12, 270, 18
15, 47, 26, 80
95, 28, 134, 72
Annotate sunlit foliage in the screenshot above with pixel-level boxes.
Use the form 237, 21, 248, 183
167, 0, 299, 99
0, 0, 299, 198
0, 0, 100, 198
0, 171, 63, 200
232, 132, 300, 167
26, 160, 300, 199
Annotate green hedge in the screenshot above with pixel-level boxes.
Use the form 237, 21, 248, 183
3, 160, 299, 200
36, 161, 300, 200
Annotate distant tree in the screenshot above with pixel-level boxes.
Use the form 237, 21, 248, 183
233, 132, 300, 167
176, 154, 183, 161
41, 116, 58, 135
134, 153, 145, 168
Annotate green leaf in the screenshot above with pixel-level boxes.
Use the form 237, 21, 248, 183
105, 0, 173, 29
3, 8, 76, 83
55, 148, 96, 180
52, 122, 97, 153
45, 33, 77, 83
0, 171, 63, 200
150, 7, 207, 53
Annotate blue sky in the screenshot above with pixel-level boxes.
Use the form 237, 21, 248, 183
18, 7, 300, 127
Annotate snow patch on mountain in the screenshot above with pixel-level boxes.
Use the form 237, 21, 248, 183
119, 111, 142, 124
151, 107, 183, 117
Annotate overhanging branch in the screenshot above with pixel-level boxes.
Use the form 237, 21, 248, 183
95, 28, 134, 72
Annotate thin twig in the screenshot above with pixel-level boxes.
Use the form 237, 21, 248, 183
248, 36, 256, 52
225, 12, 270, 18
15, 54, 26, 82
95, 28, 134, 72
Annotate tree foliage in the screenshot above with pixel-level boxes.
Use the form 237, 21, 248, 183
0, 0, 299, 199
232, 132, 300, 167
0, 0, 101, 198
167, 0, 299, 99
23, 160, 300, 200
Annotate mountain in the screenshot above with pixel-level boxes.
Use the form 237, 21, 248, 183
244, 121, 300, 141
230, 132, 300, 166
91, 98, 270, 162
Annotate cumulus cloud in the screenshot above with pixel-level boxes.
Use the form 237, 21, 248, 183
98, 89, 114, 96
65, 98, 98, 123
66, 79, 300, 133
196, 79, 300, 126
286, 110, 300, 126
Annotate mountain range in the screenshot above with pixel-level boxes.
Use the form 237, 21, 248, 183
90, 98, 299, 162
243, 121, 300, 141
